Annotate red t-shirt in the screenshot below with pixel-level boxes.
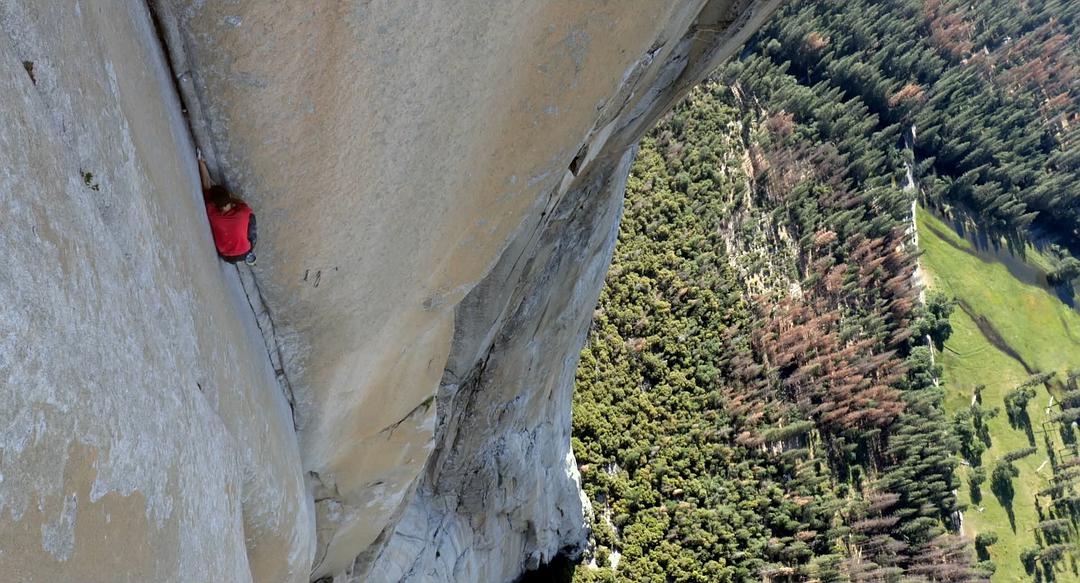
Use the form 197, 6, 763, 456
205, 200, 253, 257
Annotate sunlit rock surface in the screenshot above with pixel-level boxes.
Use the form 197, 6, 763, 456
0, 1, 312, 582
155, 1, 779, 579
2, 0, 778, 581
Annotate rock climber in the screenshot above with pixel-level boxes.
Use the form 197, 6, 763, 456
198, 150, 257, 266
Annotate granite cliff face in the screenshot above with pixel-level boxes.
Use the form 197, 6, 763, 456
0, 2, 312, 581
2, 1, 778, 581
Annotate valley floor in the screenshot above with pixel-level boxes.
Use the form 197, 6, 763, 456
918, 206, 1080, 581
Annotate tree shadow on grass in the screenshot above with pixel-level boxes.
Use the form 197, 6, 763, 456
1060, 422, 1076, 447
991, 463, 1019, 533
1011, 408, 1038, 447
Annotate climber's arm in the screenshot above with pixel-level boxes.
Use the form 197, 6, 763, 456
198, 155, 213, 191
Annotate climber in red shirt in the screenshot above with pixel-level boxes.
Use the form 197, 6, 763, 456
198, 151, 257, 265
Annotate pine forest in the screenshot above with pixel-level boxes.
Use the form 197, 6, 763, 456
569, 0, 1080, 581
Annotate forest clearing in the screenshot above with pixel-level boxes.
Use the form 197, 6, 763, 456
919, 206, 1080, 580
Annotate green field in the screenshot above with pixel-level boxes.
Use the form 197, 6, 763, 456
917, 206, 1080, 581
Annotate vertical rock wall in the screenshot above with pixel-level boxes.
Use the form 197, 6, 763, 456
153, 0, 781, 580
364, 148, 637, 582
1, 0, 779, 581
363, 3, 785, 578
0, 1, 312, 582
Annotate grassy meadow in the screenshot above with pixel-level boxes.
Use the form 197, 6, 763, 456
917, 206, 1080, 581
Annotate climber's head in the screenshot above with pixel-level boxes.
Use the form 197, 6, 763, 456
207, 185, 241, 212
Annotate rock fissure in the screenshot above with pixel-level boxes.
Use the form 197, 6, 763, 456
143, 0, 303, 435
236, 266, 300, 428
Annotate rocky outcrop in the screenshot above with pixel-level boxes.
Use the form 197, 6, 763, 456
2, 0, 777, 581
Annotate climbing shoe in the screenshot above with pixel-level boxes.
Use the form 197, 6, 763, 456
244, 252, 257, 266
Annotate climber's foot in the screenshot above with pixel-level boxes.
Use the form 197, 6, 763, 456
244, 252, 257, 266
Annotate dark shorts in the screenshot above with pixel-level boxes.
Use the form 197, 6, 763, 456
221, 253, 247, 264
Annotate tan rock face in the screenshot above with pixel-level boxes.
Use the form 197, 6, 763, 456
155, 0, 780, 579
0, 1, 312, 582
3, 0, 777, 581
